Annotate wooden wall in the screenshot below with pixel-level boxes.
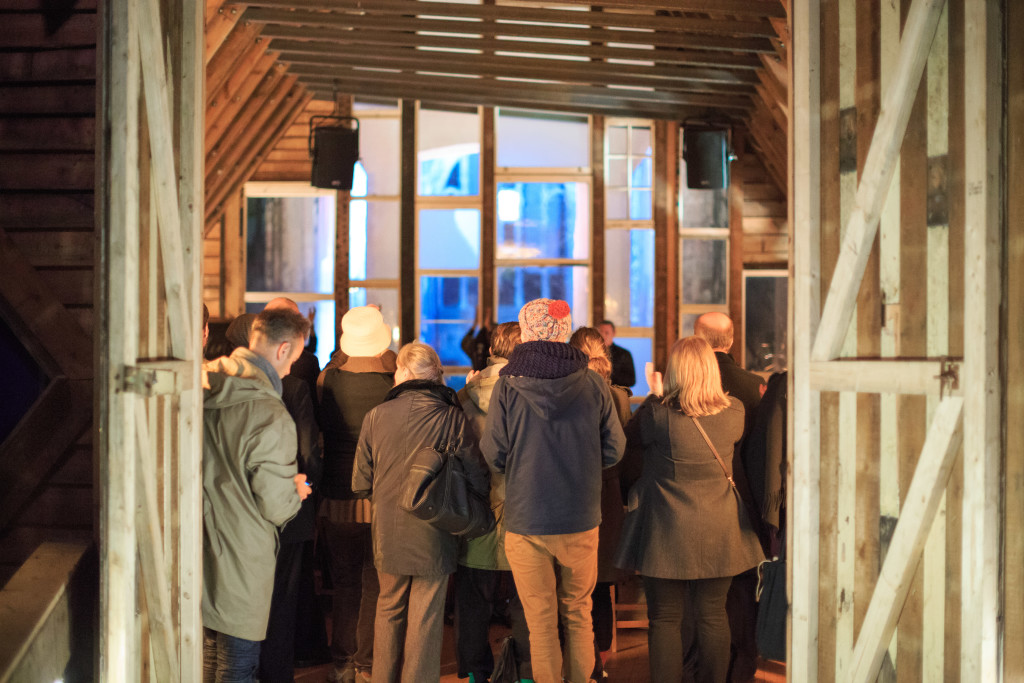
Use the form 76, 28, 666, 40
0, 0, 98, 587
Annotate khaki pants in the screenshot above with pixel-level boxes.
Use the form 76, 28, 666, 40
505, 527, 599, 683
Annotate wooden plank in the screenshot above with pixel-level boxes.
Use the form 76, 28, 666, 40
960, 1, 1003, 679
221, 189, 245, 318
0, 117, 96, 152
243, 7, 776, 53
481, 107, 495, 321
399, 100, 415, 345
0, 542, 91, 682
257, 23, 766, 71
248, 0, 779, 36
847, 397, 963, 682
274, 48, 757, 95
728, 130, 745, 353
0, 85, 95, 115
205, 19, 264, 102
205, 54, 280, 155
1006, 0, 1024, 678
0, 47, 97, 82
0, 13, 97, 49
809, 359, 960, 396
6, 231, 94, 268
478, 0, 788, 16
205, 3, 244, 66
590, 115, 605, 325
0, 194, 94, 230
0, 153, 94, 191
652, 120, 679, 369
810, 0, 946, 362
206, 65, 288, 165
790, 0, 822, 677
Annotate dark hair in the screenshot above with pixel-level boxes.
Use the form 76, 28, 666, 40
202, 303, 210, 328
489, 322, 522, 360
599, 320, 616, 332
252, 308, 310, 344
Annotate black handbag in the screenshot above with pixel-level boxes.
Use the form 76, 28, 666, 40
756, 553, 787, 662
399, 405, 496, 539
490, 635, 520, 683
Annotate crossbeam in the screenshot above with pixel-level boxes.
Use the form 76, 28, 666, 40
809, 358, 961, 396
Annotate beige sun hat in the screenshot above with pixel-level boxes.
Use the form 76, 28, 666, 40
339, 306, 392, 357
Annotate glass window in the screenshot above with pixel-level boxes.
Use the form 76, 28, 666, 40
680, 158, 729, 228
606, 122, 652, 222
358, 117, 401, 197
605, 228, 654, 329
497, 111, 589, 168
419, 208, 481, 270
350, 199, 400, 281
681, 238, 728, 305
496, 182, 589, 260
418, 108, 480, 196
246, 196, 336, 294
614, 336, 653, 397
420, 276, 478, 366
744, 272, 788, 372
496, 265, 588, 327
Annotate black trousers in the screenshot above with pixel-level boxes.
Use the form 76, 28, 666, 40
453, 565, 532, 679
726, 569, 759, 682
643, 575, 733, 683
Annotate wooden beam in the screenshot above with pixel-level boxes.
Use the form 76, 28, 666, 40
256, 24, 766, 70
245, 0, 779, 37
960, 0, 1003, 679
400, 101, 415, 345
847, 397, 964, 683
810, 0, 946, 362
271, 44, 760, 89
242, 8, 776, 53
206, 53, 280, 154
205, 19, 263, 102
790, 0, 821, 677
590, 115, 605, 326
477, 0, 787, 17
653, 120, 679, 370
481, 107, 495, 321
204, 3, 244, 66
809, 359, 961, 396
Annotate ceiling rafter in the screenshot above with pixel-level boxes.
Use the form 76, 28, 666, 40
241, 8, 776, 53
497, 0, 786, 18
243, 0, 778, 38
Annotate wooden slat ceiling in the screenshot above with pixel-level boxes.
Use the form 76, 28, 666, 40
204, 0, 790, 221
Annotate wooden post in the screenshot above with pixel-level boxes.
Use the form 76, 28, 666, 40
399, 100, 416, 344
481, 107, 495, 318
591, 115, 605, 325
960, 1, 1003, 679
98, 1, 141, 678
334, 95, 353, 333
789, 0, 821, 677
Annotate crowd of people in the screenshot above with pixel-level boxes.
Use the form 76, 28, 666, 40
198, 297, 786, 683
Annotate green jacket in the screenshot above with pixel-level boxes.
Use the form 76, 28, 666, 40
457, 358, 510, 571
201, 348, 301, 641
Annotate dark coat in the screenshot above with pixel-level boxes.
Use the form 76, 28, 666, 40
596, 384, 633, 582
352, 380, 490, 577
318, 359, 395, 499
609, 343, 636, 388
289, 350, 321, 412
615, 396, 764, 580
715, 351, 764, 433
480, 343, 626, 536
278, 376, 322, 544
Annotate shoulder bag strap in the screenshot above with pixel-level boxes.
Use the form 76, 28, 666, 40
691, 416, 738, 492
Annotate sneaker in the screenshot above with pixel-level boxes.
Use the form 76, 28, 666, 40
356, 669, 372, 682
327, 667, 356, 683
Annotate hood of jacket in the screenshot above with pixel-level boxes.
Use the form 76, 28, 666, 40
463, 358, 507, 415
498, 341, 591, 420
203, 347, 283, 408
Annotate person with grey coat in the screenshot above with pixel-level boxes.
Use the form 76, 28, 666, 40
616, 337, 764, 683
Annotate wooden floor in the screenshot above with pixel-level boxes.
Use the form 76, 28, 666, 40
294, 622, 786, 682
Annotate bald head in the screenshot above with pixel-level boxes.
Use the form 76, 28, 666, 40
694, 312, 734, 352
264, 297, 301, 314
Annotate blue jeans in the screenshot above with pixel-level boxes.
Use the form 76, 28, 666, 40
203, 628, 261, 683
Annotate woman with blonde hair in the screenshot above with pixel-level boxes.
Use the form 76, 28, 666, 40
352, 341, 490, 682
615, 336, 763, 683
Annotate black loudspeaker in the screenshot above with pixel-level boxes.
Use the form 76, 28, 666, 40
682, 128, 729, 189
309, 115, 359, 190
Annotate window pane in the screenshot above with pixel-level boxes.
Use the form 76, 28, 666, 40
745, 275, 788, 372
604, 229, 654, 328
680, 174, 729, 228
419, 208, 480, 270
246, 196, 336, 293
358, 117, 401, 196
615, 336, 652, 396
350, 200, 400, 280
681, 312, 701, 338
608, 125, 628, 155
607, 189, 628, 220
496, 266, 588, 327
681, 238, 727, 305
349, 287, 401, 353
497, 112, 589, 167
420, 276, 478, 365
495, 182, 589, 260
630, 126, 652, 156
629, 190, 652, 220
631, 157, 652, 188
607, 158, 628, 187
418, 108, 480, 196
306, 300, 336, 369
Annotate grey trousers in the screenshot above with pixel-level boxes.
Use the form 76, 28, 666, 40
372, 571, 449, 683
